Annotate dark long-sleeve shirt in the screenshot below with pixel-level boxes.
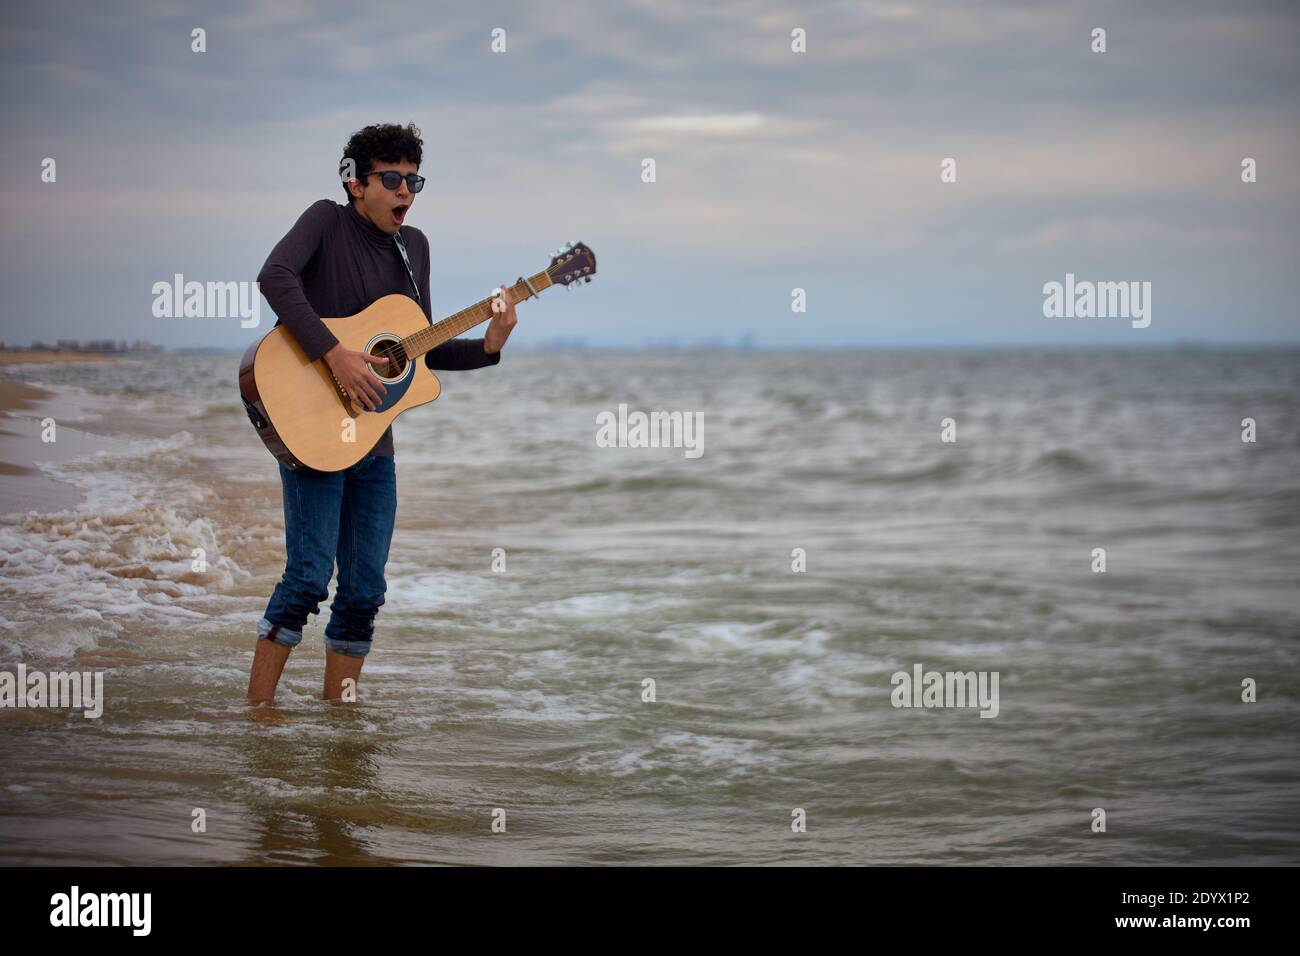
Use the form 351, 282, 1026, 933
256, 199, 500, 457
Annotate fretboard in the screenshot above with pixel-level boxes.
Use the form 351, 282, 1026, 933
401, 271, 552, 359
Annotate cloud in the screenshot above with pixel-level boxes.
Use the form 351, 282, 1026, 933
627, 113, 766, 134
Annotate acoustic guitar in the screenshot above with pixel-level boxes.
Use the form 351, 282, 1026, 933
239, 241, 595, 472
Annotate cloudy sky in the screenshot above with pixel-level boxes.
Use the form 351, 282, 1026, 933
2, 0, 1297, 348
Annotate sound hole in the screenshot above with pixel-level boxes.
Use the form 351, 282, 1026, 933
368, 337, 408, 381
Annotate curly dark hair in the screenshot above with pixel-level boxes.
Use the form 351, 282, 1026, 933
339, 122, 424, 203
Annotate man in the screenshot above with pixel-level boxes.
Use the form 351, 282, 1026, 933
247, 122, 517, 704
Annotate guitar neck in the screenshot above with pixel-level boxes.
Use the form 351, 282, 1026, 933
401, 270, 554, 359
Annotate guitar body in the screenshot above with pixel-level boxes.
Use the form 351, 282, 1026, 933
238, 241, 596, 472
239, 294, 440, 472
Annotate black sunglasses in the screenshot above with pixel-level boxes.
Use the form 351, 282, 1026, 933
363, 170, 426, 193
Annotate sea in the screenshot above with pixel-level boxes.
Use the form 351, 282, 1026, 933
1, 348, 1297, 865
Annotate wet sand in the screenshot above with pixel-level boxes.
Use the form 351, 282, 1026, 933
0, 378, 53, 408
0, 379, 119, 514
0, 382, 85, 515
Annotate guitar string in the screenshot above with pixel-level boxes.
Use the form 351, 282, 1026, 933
361, 256, 585, 396
409, 275, 530, 352
332, 257, 587, 411
400, 258, 580, 358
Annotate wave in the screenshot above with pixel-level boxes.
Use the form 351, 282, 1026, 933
535, 474, 730, 495
0, 387, 254, 662
1022, 448, 1095, 477
860, 459, 966, 485
198, 403, 244, 418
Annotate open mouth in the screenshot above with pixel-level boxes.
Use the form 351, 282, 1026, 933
392, 204, 409, 226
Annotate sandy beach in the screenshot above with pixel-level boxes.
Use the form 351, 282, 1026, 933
0, 374, 133, 514
0, 379, 84, 513
0, 377, 52, 410
0, 350, 146, 514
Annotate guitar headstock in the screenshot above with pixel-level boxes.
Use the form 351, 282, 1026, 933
548, 241, 597, 289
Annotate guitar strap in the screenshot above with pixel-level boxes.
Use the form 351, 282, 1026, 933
392, 230, 422, 307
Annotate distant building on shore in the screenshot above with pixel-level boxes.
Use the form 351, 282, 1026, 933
6, 339, 168, 354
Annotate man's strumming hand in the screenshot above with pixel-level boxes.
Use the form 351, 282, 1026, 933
485, 281, 519, 355
323, 344, 390, 412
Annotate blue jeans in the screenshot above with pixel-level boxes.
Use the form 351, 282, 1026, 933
258, 452, 397, 659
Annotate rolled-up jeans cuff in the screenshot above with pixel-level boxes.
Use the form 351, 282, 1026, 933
257, 616, 302, 649
325, 637, 372, 659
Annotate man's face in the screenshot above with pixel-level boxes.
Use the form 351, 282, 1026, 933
350, 157, 418, 235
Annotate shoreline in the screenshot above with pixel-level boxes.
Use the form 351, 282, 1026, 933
0, 377, 53, 408
0, 379, 86, 513
0, 349, 124, 368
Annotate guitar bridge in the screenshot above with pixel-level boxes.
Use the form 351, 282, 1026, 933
326, 367, 352, 408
